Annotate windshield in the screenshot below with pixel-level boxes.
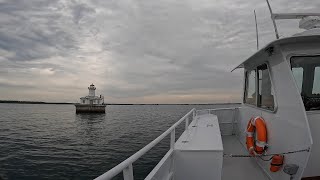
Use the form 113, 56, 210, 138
291, 56, 320, 111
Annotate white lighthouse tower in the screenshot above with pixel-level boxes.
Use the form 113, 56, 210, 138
75, 83, 106, 113
88, 84, 96, 97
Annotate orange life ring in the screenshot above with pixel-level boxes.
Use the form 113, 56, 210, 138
246, 117, 267, 155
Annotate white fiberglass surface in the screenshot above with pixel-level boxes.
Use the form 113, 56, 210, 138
222, 136, 269, 180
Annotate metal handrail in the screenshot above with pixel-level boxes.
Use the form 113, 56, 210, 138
196, 107, 240, 135
196, 107, 239, 112
94, 108, 196, 180
196, 107, 240, 115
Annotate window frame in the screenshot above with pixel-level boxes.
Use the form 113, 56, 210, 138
243, 62, 277, 113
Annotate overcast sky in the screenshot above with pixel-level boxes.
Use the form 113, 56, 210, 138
0, 0, 320, 103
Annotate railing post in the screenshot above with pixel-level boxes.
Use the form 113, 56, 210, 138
123, 164, 134, 180
185, 116, 189, 131
193, 109, 196, 120
170, 128, 175, 149
231, 108, 238, 135
169, 156, 175, 180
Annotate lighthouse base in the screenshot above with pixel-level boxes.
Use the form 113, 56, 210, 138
75, 104, 106, 113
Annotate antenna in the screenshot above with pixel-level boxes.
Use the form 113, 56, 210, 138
265, 0, 320, 39
254, 10, 259, 50
266, 0, 279, 39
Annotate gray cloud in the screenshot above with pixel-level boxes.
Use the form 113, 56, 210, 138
0, 0, 320, 103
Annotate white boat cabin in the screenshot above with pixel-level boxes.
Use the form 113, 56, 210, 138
94, 5, 320, 180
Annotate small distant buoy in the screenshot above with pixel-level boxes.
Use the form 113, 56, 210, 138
270, 154, 284, 172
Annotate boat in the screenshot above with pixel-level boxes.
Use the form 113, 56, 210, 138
94, 1, 320, 179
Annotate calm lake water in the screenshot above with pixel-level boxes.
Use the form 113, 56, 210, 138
0, 103, 238, 180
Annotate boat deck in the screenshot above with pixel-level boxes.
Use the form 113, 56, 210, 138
222, 135, 270, 180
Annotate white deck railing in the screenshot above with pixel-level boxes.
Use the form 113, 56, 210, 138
94, 108, 196, 180
196, 107, 240, 135
195, 107, 239, 115
95, 107, 240, 180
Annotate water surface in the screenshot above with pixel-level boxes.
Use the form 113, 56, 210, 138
0, 103, 238, 180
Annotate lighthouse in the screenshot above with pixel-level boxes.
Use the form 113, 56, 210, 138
75, 84, 106, 113
88, 84, 96, 96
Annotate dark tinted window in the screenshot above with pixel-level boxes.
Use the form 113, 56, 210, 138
291, 56, 320, 111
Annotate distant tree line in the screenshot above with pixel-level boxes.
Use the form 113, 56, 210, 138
0, 100, 73, 104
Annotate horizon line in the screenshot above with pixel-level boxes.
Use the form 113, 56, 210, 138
0, 100, 241, 105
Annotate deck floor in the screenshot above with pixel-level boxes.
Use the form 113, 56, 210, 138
222, 136, 270, 180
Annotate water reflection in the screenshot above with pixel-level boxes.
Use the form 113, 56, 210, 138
75, 113, 106, 123
75, 113, 106, 139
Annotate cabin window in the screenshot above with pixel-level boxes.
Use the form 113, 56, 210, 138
244, 63, 275, 111
244, 69, 256, 105
292, 67, 304, 92
257, 64, 274, 111
291, 56, 320, 111
313, 67, 320, 94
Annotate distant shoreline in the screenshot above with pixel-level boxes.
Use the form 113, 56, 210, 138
0, 100, 241, 105
106, 103, 241, 105
0, 100, 73, 105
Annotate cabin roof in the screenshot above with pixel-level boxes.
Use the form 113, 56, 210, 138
232, 34, 320, 71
